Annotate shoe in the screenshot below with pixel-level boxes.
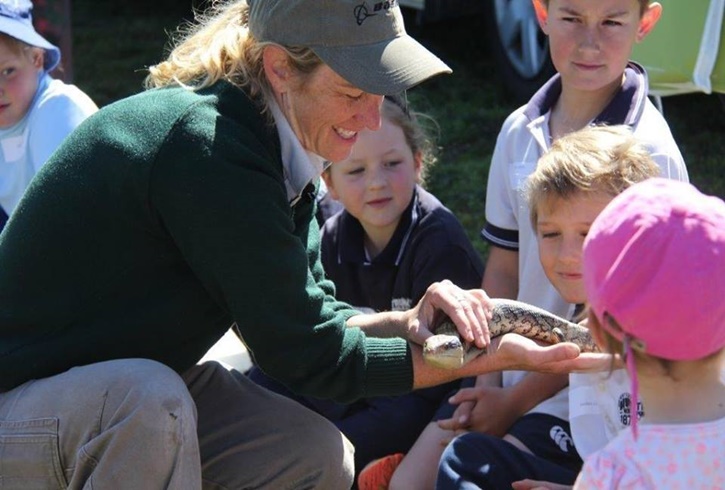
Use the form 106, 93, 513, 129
357, 452, 405, 490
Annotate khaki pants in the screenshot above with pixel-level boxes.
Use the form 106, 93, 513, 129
0, 359, 354, 489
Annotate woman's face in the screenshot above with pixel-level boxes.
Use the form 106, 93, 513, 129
323, 114, 421, 245
267, 51, 384, 162
0, 41, 43, 128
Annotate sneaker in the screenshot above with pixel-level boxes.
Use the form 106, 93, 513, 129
357, 453, 405, 490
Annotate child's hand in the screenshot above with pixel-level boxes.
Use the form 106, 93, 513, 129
449, 398, 475, 429
435, 399, 475, 444
512, 479, 571, 490
439, 385, 518, 437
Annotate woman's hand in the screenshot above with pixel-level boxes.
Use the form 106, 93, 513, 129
405, 279, 494, 348
469, 333, 613, 375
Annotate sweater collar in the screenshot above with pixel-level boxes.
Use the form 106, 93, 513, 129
269, 99, 329, 205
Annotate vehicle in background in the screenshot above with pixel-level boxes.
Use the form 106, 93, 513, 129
399, 0, 554, 103
631, 0, 724, 99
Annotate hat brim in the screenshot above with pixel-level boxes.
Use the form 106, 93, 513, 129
0, 17, 61, 72
312, 34, 451, 95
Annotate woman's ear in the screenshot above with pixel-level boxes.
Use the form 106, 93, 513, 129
532, 0, 549, 33
636, 2, 662, 42
262, 45, 292, 94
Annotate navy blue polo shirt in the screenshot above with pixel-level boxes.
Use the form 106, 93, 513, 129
320, 185, 484, 312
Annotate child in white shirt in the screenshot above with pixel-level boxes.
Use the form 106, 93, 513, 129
0, 0, 97, 228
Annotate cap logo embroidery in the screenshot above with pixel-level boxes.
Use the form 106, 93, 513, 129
354, 1, 397, 26
354, 2, 375, 26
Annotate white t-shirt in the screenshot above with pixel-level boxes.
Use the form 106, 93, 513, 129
570, 367, 725, 460
568, 370, 641, 458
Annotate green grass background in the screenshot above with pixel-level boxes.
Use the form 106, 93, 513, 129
70, 0, 725, 259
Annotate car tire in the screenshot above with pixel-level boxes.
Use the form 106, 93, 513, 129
484, 0, 555, 104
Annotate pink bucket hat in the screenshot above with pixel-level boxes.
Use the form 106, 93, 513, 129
583, 177, 725, 435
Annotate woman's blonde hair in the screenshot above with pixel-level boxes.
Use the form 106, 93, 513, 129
381, 95, 439, 185
144, 0, 322, 110
526, 124, 660, 229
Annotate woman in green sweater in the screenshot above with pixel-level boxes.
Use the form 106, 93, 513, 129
0, 0, 601, 488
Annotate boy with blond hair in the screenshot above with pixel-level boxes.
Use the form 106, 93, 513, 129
437, 124, 661, 488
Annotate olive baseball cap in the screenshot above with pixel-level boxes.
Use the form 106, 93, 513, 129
248, 0, 452, 95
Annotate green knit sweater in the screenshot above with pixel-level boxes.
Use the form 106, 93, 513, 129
0, 81, 412, 398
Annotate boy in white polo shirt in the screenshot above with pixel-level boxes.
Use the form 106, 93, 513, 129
473, 0, 688, 468
438, 124, 662, 489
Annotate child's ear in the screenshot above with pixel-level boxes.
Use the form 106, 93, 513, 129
413, 152, 423, 181
32, 49, 44, 70
321, 171, 340, 200
636, 2, 662, 42
532, 0, 549, 33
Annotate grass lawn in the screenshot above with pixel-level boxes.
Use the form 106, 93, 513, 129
70, 1, 725, 259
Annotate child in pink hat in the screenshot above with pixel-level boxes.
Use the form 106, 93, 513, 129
576, 177, 725, 488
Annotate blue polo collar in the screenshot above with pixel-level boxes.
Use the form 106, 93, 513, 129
523, 61, 648, 128
337, 186, 420, 266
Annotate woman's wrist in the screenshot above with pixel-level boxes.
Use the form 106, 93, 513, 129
346, 309, 409, 339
